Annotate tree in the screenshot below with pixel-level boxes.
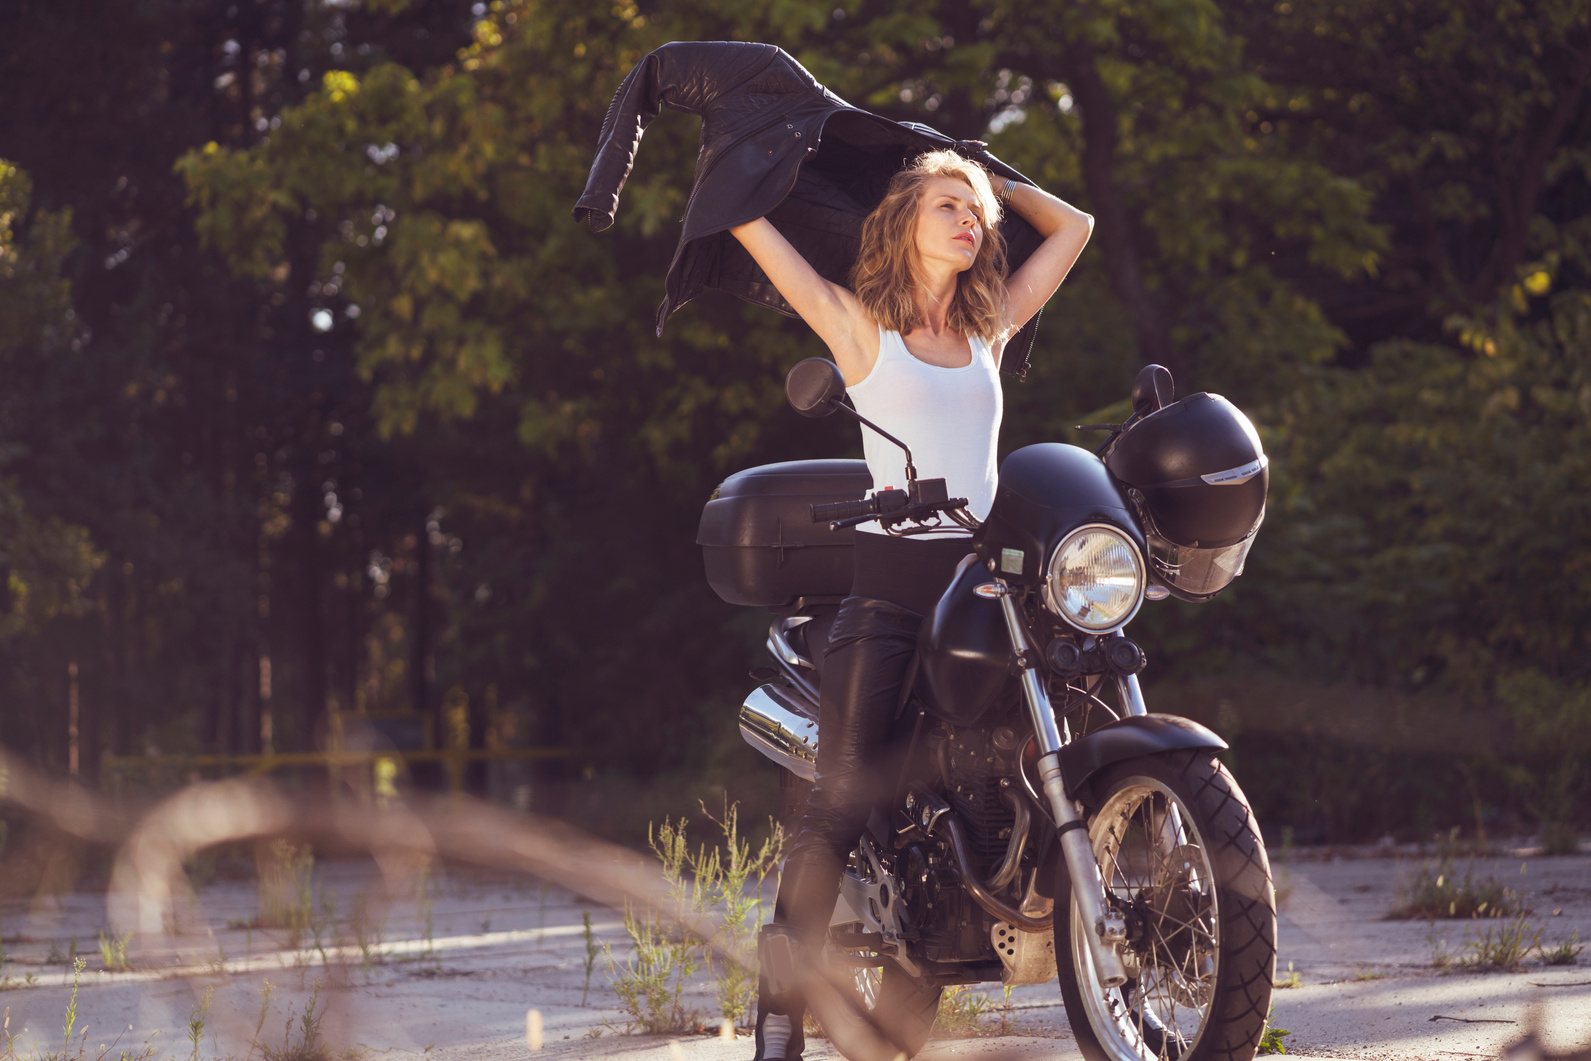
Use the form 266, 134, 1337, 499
0, 160, 104, 764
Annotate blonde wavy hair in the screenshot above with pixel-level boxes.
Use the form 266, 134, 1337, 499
849, 150, 1010, 341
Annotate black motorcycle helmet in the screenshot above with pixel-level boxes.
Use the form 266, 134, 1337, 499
1105, 391, 1267, 603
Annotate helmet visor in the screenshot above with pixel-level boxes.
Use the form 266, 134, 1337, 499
1146, 507, 1263, 601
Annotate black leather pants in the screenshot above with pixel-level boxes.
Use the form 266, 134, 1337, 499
754, 596, 920, 1060
775, 595, 922, 937
753, 537, 968, 1058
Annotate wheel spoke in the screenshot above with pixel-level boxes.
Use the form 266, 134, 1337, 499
1066, 771, 1257, 1061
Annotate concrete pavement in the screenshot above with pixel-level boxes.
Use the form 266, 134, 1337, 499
0, 848, 1585, 1060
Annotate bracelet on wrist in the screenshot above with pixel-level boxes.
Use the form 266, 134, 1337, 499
998, 178, 1017, 207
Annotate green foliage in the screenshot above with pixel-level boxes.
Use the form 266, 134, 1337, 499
1257, 1006, 1291, 1054
257, 840, 317, 945
1540, 929, 1584, 967
252, 979, 328, 1061
604, 805, 784, 1033
581, 910, 598, 1006
929, 986, 1018, 1037
1390, 859, 1518, 920
1456, 912, 1542, 971
97, 932, 133, 973
186, 986, 214, 1061
0, 161, 102, 646
0, 0, 1581, 850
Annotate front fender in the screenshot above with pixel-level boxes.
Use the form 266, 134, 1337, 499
1059, 714, 1227, 800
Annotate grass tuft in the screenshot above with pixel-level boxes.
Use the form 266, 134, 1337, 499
1455, 911, 1542, 970
1390, 858, 1518, 920
1539, 929, 1583, 967
97, 932, 133, 973
603, 803, 783, 1035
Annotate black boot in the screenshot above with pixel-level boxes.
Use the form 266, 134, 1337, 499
752, 925, 806, 1060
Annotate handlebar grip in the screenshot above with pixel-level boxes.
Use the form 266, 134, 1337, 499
811, 497, 878, 523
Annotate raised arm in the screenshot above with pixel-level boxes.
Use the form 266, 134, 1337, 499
728, 219, 879, 384
1001, 183, 1094, 337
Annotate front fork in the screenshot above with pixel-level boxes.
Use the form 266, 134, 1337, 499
996, 591, 1130, 988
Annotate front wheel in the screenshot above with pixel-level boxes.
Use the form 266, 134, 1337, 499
1054, 750, 1276, 1061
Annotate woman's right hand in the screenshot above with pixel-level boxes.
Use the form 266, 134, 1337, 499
728, 218, 880, 385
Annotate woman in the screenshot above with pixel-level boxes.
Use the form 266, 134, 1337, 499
730, 149, 1092, 1061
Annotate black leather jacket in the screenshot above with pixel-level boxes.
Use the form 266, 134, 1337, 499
572, 41, 1044, 378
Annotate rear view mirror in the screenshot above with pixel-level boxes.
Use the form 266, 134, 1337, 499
1131, 364, 1175, 415
786, 358, 847, 418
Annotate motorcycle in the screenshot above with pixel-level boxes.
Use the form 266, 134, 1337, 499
696, 358, 1277, 1061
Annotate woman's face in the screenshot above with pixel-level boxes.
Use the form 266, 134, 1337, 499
913, 175, 983, 274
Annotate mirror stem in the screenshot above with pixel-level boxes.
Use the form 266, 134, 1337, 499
830, 401, 917, 485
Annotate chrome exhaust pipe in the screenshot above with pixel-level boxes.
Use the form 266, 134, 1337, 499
739, 684, 819, 781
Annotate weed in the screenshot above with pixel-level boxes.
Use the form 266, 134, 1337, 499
1274, 961, 1301, 989
61, 959, 84, 1056
581, 911, 598, 1006
349, 891, 384, 968
257, 840, 316, 947
696, 801, 784, 1029
1456, 911, 1542, 970
990, 985, 1017, 1036
1, 993, 159, 1061
1428, 928, 1453, 970
414, 861, 437, 967
1390, 859, 1517, 920
1257, 1006, 1292, 1055
243, 981, 276, 1061
605, 816, 717, 1033
535, 881, 550, 947
603, 804, 784, 1034
308, 893, 337, 968
98, 932, 133, 972
252, 978, 327, 1061
46, 941, 63, 965
1540, 929, 1583, 966
1353, 971, 1386, 981
933, 986, 992, 1036
186, 986, 213, 1061
604, 902, 705, 1035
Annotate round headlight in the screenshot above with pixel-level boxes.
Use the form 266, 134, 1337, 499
1043, 524, 1146, 633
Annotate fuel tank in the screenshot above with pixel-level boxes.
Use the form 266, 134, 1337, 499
976, 443, 1142, 586
918, 558, 1015, 726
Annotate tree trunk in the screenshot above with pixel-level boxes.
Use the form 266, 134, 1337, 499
294, 473, 328, 751
103, 559, 126, 757
1063, 38, 1185, 380
412, 515, 433, 745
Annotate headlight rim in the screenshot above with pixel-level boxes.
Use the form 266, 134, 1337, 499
1042, 522, 1147, 634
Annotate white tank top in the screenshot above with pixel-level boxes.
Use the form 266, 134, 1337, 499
846, 325, 1002, 538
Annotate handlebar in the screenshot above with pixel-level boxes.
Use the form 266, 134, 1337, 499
811, 497, 883, 522
810, 489, 974, 532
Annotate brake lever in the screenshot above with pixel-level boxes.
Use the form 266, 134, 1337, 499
878, 497, 973, 529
